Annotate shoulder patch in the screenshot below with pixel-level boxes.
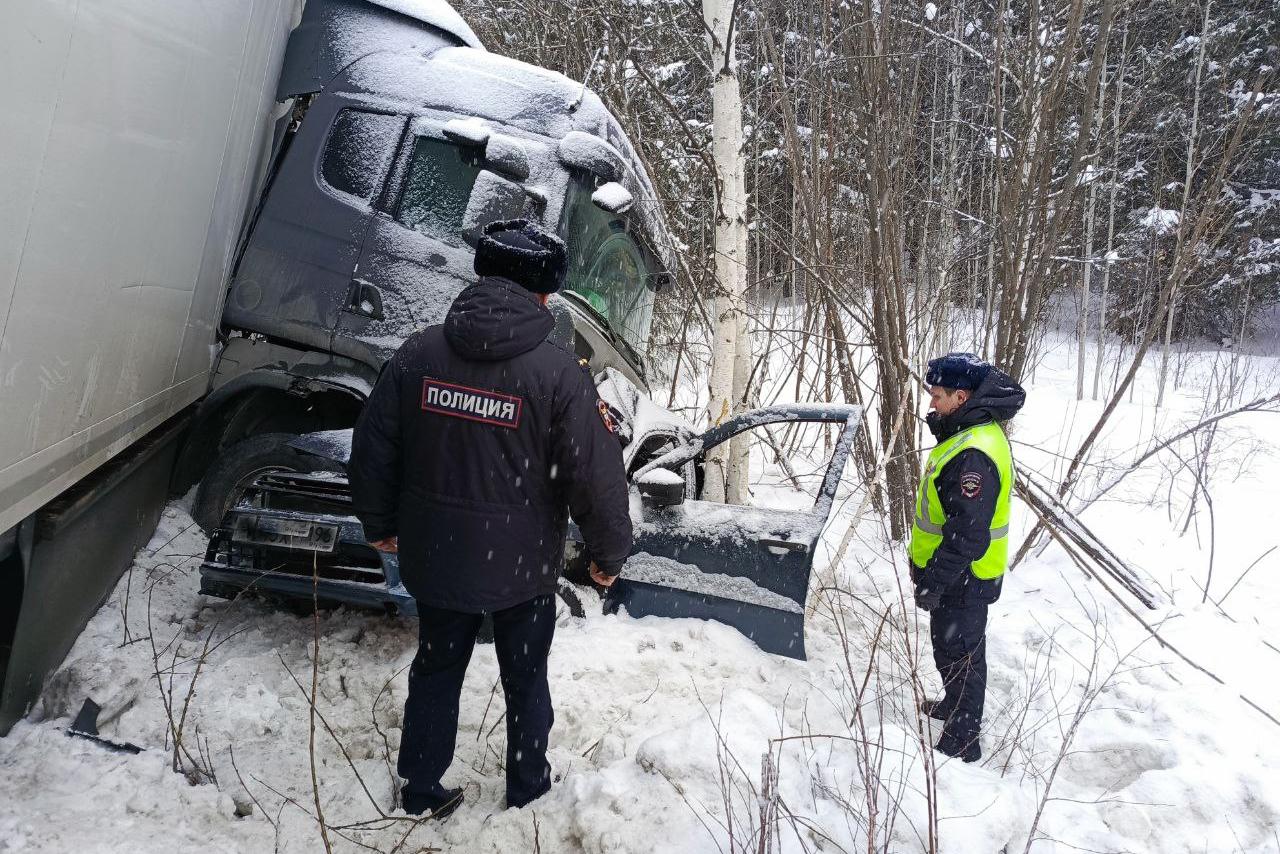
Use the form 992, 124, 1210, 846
959, 471, 983, 499
422, 377, 522, 428
597, 399, 621, 435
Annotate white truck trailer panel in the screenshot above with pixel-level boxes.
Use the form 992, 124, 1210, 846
0, 0, 301, 535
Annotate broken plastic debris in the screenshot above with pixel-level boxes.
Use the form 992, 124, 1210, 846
67, 698, 143, 754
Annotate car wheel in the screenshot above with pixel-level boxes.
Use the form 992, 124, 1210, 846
192, 433, 344, 534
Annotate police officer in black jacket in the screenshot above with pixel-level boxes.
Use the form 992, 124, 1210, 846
348, 220, 632, 817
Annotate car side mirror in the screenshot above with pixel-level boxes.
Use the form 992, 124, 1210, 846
636, 469, 685, 508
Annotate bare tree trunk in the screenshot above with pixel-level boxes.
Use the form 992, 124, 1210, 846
1077, 45, 1108, 401
933, 13, 963, 359
1156, 0, 1211, 409
1013, 72, 1268, 566
728, 299, 752, 503
987, 0, 1119, 382
702, 0, 750, 503
1094, 24, 1128, 401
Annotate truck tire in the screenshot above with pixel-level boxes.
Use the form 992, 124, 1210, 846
192, 433, 345, 534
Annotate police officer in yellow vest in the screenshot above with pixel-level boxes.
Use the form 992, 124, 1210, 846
911, 353, 1025, 763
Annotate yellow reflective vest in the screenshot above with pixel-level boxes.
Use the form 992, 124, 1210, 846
909, 421, 1013, 580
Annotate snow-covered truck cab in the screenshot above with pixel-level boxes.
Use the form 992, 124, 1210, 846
223, 47, 669, 385
180, 0, 673, 528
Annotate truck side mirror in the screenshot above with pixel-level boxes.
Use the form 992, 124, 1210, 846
637, 469, 685, 508
460, 170, 529, 246
591, 181, 633, 214
482, 134, 530, 181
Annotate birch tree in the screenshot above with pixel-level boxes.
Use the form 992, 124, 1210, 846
702, 0, 750, 504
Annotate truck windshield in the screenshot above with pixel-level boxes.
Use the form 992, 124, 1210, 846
560, 177, 657, 354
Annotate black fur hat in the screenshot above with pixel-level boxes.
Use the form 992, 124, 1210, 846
473, 219, 568, 294
925, 352, 993, 390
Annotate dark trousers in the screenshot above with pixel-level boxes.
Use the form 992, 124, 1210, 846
398, 593, 557, 808
929, 603, 988, 757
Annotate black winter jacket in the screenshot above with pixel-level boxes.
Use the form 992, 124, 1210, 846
913, 368, 1026, 607
348, 277, 633, 612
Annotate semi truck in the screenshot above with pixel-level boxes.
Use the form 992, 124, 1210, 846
0, 0, 680, 734
1, 0, 859, 736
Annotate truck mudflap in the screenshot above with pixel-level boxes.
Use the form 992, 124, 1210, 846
597, 404, 862, 660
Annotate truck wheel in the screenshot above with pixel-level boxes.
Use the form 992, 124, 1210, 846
192, 433, 345, 534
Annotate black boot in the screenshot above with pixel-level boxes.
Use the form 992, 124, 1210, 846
919, 699, 951, 722
935, 733, 981, 763
402, 786, 464, 820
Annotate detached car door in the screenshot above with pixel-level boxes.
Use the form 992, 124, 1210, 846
601, 404, 861, 659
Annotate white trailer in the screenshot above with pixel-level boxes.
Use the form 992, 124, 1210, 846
0, 0, 300, 537
0, 0, 303, 731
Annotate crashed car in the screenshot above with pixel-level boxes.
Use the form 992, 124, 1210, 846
199, 370, 860, 659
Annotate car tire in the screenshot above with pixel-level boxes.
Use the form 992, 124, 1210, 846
192, 433, 345, 534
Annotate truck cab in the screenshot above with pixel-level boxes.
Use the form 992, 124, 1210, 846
0, 0, 678, 736
179, 1, 674, 528
222, 46, 670, 389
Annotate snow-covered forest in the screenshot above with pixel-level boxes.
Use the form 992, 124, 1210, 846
2, 0, 1278, 852
460, 0, 1278, 529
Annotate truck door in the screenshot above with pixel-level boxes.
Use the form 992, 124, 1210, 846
604, 405, 862, 659
223, 99, 405, 352
331, 119, 532, 365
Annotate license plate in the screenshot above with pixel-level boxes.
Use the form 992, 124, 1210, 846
232, 515, 339, 552
255, 517, 313, 538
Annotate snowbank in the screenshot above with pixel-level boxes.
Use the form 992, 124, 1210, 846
2, 331, 1279, 853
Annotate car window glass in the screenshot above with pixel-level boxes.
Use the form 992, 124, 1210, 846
395, 137, 483, 242
321, 110, 403, 200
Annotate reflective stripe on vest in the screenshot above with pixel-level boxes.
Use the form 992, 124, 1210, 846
909, 421, 1014, 580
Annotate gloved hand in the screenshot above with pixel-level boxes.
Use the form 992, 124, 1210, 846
914, 585, 943, 612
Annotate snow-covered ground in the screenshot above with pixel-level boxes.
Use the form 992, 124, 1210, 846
2, 331, 1279, 853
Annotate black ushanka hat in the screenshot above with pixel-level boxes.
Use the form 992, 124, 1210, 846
925, 352, 993, 390
473, 219, 568, 295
